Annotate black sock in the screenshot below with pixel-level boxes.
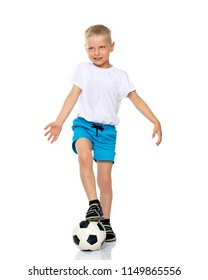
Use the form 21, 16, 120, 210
89, 199, 100, 205
102, 219, 110, 225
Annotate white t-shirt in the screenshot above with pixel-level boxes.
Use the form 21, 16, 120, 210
71, 62, 136, 125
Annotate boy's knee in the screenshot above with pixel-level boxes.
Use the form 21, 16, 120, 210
98, 175, 111, 190
78, 151, 92, 166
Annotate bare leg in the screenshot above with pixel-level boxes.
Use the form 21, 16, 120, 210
75, 138, 97, 201
97, 161, 113, 219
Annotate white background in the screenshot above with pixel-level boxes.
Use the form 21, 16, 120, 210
0, 0, 207, 279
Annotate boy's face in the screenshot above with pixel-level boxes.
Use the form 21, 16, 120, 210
85, 34, 114, 68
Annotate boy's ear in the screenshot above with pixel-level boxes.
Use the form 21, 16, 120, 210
110, 42, 115, 52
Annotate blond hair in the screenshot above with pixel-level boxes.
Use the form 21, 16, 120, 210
85, 24, 112, 43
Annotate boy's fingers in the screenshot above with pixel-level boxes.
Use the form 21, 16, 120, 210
156, 133, 162, 146
152, 129, 157, 139
44, 124, 50, 130
44, 123, 54, 130
156, 139, 160, 146
47, 134, 53, 142
44, 129, 52, 137
152, 128, 162, 146
51, 135, 58, 144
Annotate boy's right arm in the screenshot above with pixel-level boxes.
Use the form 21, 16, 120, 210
44, 85, 81, 143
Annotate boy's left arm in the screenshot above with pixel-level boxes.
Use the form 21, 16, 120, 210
128, 91, 162, 146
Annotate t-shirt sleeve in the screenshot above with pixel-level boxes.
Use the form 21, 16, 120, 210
119, 72, 136, 100
70, 63, 83, 90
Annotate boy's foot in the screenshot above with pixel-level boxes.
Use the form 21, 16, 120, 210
85, 201, 104, 221
102, 220, 116, 242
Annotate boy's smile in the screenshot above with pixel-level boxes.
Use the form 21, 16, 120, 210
85, 34, 114, 68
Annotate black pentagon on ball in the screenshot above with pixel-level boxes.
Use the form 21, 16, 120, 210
73, 235, 80, 245
79, 220, 90, 228
97, 222, 105, 231
87, 234, 98, 245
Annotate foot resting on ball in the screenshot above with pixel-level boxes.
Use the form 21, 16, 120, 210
86, 200, 104, 221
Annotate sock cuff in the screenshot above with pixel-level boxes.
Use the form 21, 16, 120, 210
102, 218, 110, 224
89, 199, 100, 205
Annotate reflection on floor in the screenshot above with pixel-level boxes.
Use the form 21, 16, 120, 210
75, 241, 116, 260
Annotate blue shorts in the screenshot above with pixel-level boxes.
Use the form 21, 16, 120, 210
72, 117, 117, 163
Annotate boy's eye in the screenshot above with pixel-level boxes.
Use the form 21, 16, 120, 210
88, 46, 106, 51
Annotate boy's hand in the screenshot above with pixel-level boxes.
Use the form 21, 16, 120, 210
44, 122, 62, 144
152, 122, 162, 146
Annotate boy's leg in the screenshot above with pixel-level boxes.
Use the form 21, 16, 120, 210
75, 138, 97, 201
97, 161, 116, 241
97, 161, 113, 219
75, 137, 104, 220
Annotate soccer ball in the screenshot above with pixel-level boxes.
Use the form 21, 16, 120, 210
72, 220, 106, 251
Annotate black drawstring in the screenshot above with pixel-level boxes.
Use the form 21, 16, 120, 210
91, 124, 104, 137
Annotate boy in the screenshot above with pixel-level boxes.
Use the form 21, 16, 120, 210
44, 24, 162, 242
